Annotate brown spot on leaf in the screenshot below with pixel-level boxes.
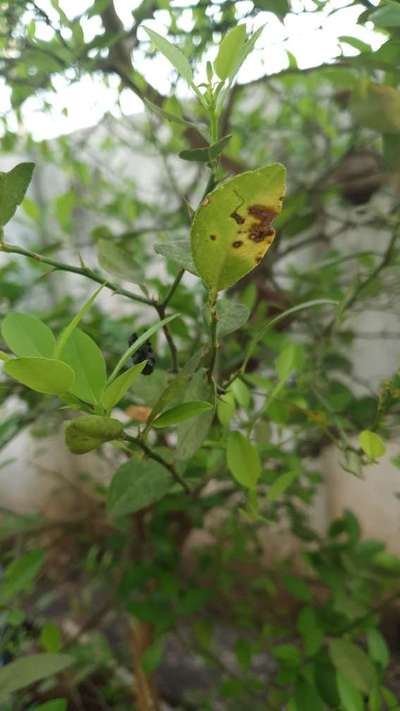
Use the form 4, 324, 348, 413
209, 234, 217, 241
247, 204, 277, 243
202, 198, 210, 207
255, 256, 263, 264
231, 210, 245, 225
232, 240, 243, 248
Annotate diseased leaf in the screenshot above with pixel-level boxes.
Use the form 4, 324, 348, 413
107, 457, 172, 517
102, 361, 146, 411
143, 27, 192, 83
1, 313, 55, 358
359, 430, 386, 460
153, 401, 212, 428
216, 299, 250, 338
4, 357, 75, 395
65, 415, 123, 454
226, 431, 261, 489
0, 162, 34, 226
60, 328, 107, 405
191, 163, 286, 292
0, 654, 73, 698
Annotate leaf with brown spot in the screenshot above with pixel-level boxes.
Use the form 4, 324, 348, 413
191, 163, 286, 292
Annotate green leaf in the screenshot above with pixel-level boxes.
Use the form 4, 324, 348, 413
226, 431, 261, 489
60, 328, 106, 405
54, 284, 104, 358
336, 672, 364, 711
1, 313, 56, 358
179, 135, 232, 163
329, 639, 377, 694
276, 342, 303, 382
153, 401, 213, 428
267, 471, 297, 502
176, 368, 214, 461
108, 313, 180, 382
107, 456, 172, 517
4, 357, 75, 395
31, 700, 67, 711
216, 298, 250, 338
351, 83, 400, 133
40, 623, 62, 653
217, 390, 236, 427
243, 299, 338, 371
295, 679, 324, 711
359, 430, 386, 460
0, 162, 34, 226
143, 26, 192, 83
368, 687, 383, 711
97, 239, 143, 284
0, 654, 73, 698
370, 1, 400, 28
215, 25, 247, 81
366, 628, 390, 669
231, 378, 251, 409
65, 415, 123, 454
102, 361, 146, 411
191, 163, 286, 293
0, 550, 44, 604
154, 236, 197, 274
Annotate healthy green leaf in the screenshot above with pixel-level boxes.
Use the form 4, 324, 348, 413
370, 1, 400, 28
60, 328, 106, 405
153, 400, 213, 428
1, 313, 55, 358
0, 550, 44, 604
97, 239, 143, 284
216, 298, 250, 338
4, 357, 75, 395
267, 471, 297, 502
359, 430, 386, 460
231, 378, 251, 408
366, 627, 390, 669
32, 701, 67, 711
143, 26, 193, 83
243, 299, 338, 371
336, 672, 364, 711
179, 135, 232, 163
154, 237, 197, 274
276, 342, 303, 382
215, 25, 247, 81
65, 415, 124, 454
329, 638, 377, 694
102, 361, 146, 411
191, 163, 286, 293
0, 654, 73, 698
40, 623, 62, 653
54, 284, 104, 358
0, 162, 35, 226
176, 368, 215, 461
294, 679, 324, 711
107, 457, 172, 517
226, 431, 261, 489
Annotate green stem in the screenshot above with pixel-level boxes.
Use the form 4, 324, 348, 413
0, 241, 152, 307
124, 433, 192, 495
207, 292, 218, 382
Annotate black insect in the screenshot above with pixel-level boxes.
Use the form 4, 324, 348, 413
128, 332, 155, 375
